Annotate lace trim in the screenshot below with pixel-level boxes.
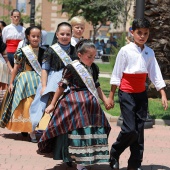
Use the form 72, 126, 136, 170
68, 134, 107, 139
71, 155, 110, 162
69, 145, 109, 154
61, 78, 69, 85
9, 115, 31, 123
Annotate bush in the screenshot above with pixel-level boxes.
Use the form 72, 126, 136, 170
110, 33, 126, 68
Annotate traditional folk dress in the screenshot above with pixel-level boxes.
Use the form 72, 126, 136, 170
38, 61, 111, 166
0, 54, 10, 116
2, 23, 25, 67
0, 38, 10, 115
0, 45, 45, 132
29, 43, 77, 131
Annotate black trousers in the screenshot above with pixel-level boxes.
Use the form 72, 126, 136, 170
7, 52, 15, 68
110, 90, 148, 168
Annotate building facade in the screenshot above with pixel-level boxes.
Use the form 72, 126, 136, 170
0, 0, 134, 39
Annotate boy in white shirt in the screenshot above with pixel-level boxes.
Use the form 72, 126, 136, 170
107, 18, 168, 170
2, 9, 25, 67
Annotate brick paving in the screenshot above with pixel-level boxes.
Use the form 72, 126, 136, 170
0, 121, 170, 170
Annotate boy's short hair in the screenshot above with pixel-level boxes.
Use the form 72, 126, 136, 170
132, 18, 150, 31
11, 9, 21, 16
70, 16, 85, 27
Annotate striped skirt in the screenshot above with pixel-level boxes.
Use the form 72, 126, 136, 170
0, 71, 40, 128
38, 89, 111, 165
53, 126, 110, 165
0, 60, 10, 110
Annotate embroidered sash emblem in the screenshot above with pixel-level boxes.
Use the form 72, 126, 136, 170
22, 45, 41, 76
71, 60, 99, 101
51, 43, 72, 66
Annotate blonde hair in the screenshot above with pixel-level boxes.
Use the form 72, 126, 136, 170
70, 16, 85, 27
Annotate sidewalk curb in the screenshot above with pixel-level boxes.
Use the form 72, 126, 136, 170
105, 112, 170, 126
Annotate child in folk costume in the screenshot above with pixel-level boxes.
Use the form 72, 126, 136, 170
38, 39, 111, 170
0, 21, 6, 31
0, 30, 12, 113
2, 9, 25, 67
107, 18, 168, 170
29, 22, 78, 137
70, 16, 85, 46
0, 26, 45, 142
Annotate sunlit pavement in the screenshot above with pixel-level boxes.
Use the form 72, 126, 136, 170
0, 120, 170, 170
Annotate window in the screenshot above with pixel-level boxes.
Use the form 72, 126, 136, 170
17, 0, 26, 13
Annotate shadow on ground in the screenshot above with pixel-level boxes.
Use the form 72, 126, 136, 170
121, 165, 170, 170
46, 163, 170, 170
46, 162, 76, 170
1, 131, 42, 141
1, 132, 30, 142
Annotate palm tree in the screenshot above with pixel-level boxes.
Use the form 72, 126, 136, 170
135, 0, 170, 99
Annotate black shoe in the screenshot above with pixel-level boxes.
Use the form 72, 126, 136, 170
110, 157, 119, 170
127, 167, 143, 170
66, 161, 72, 167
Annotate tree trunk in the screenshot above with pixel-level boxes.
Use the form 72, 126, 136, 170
144, 0, 170, 99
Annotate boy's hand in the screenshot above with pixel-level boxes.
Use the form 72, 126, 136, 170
45, 104, 55, 114
162, 96, 168, 110
104, 97, 114, 110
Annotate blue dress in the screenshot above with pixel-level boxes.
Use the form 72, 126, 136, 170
29, 44, 77, 131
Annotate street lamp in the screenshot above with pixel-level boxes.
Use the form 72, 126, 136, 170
29, 0, 35, 26
135, 0, 145, 18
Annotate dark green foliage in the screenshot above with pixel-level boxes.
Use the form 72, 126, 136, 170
110, 33, 126, 68
49, 0, 123, 42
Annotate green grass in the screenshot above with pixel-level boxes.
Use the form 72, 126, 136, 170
99, 77, 170, 120
96, 63, 113, 73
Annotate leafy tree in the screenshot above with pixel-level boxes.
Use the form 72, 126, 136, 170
48, 0, 122, 41
95, 0, 133, 33
48, 0, 133, 40
0, 3, 13, 24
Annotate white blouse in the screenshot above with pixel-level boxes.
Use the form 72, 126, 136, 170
2, 23, 25, 43
110, 42, 166, 91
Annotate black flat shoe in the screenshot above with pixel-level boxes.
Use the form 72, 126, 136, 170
110, 156, 119, 170
66, 161, 72, 167
127, 167, 143, 170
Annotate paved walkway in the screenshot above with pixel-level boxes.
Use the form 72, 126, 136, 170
1, 64, 170, 169
0, 120, 170, 170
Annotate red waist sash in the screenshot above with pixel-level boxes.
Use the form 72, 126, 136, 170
6, 39, 21, 53
120, 73, 147, 93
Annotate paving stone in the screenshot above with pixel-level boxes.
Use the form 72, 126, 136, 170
0, 122, 170, 170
